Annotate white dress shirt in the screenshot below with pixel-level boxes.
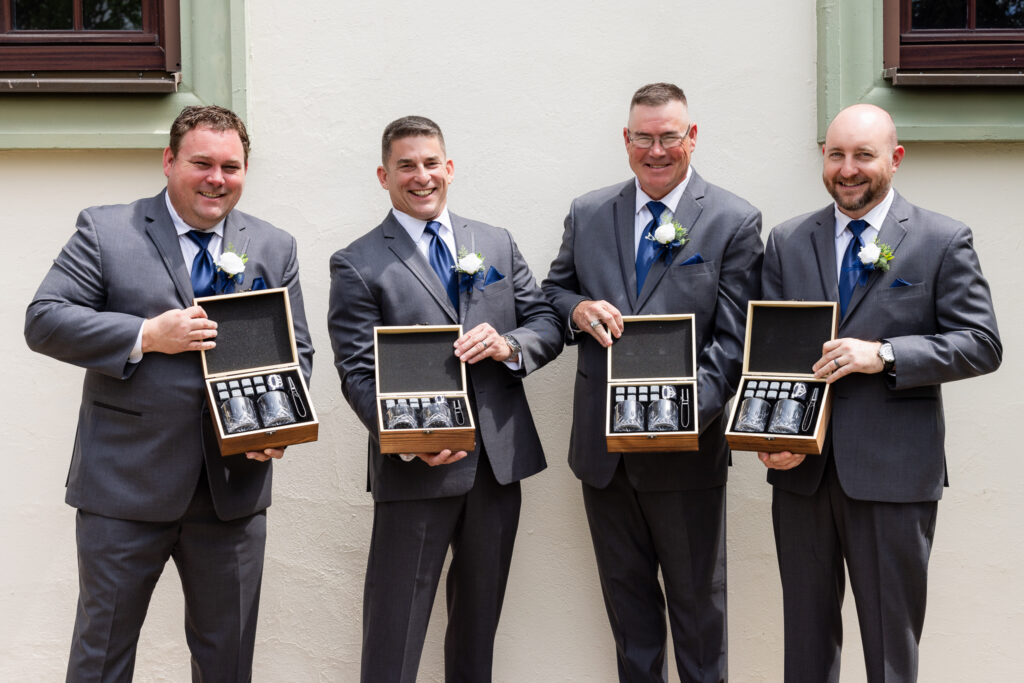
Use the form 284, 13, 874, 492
833, 187, 895, 279
128, 194, 227, 363
633, 167, 692, 256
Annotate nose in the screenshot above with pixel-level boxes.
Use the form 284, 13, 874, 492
839, 155, 858, 177
206, 165, 225, 185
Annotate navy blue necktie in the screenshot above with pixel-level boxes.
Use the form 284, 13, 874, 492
839, 219, 868, 317
635, 200, 667, 295
424, 220, 458, 308
185, 230, 216, 298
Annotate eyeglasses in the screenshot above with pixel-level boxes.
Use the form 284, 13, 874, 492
627, 124, 692, 149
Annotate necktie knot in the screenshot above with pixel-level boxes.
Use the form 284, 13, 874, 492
424, 220, 442, 238
646, 201, 668, 230
186, 229, 215, 249
847, 219, 868, 240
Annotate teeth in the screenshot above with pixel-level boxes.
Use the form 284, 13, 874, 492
411, 189, 434, 197
200, 192, 222, 198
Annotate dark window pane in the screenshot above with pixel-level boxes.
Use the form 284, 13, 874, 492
83, 0, 144, 30
13, 0, 74, 30
977, 0, 1024, 28
912, 0, 969, 29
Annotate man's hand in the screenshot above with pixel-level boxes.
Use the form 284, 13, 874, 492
454, 323, 511, 364
758, 451, 807, 470
141, 305, 218, 355
812, 338, 883, 383
402, 450, 468, 467
572, 299, 623, 348
246, 447, 285, 462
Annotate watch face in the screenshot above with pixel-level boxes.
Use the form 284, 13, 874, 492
880, 343, 895, 362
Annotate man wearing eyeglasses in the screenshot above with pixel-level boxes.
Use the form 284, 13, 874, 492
543, 82, 763, 682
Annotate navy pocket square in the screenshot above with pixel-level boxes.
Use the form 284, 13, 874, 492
890, 277, 913, 288
250, 276, 267, 291
680, 253, 704, 266
484, 266, 505, 286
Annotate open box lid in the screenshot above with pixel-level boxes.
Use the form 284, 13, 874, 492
742, 301, 838, 377
197, 288, 298, 378
374, 325, 467, 396
607, 314, 696, 383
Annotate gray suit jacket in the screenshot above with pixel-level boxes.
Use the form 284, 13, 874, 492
543, 172, 763, 491
328, 210, 563, 503
762, 192, 1001, 502
25, 191, 314, 522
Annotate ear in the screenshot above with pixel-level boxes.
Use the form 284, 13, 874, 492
376, 165, 388, 189
162, 146, 175, 177
623, 127, 631, 148
891, 145, 906, 171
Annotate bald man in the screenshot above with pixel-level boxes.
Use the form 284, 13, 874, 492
758, 104, 1001, 682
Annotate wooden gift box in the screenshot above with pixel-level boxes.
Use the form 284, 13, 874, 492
605, 314, 699, 453
374, 325, 476, 455
725, 301, 838, 455
197, 288, 318, 456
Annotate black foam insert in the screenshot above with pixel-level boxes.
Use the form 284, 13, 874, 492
202, 292, 294, 375
747, 306, 835, 374
377, 330, 462, 394
610, 318, 694, 380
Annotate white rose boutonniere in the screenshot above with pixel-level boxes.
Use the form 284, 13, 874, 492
453, 247, 486, 294
214, 247, 248, 293
858, 238, 894, 273
645, 212, 689, 263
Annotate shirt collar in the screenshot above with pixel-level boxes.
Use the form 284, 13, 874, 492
164, 191, 226, 238
634, 166, 692, 217
392, 206, 453, 243
833, 187, 895, 237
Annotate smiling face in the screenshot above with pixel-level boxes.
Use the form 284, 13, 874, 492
822, 104, 904, 219
624, 100, 697, 200
377, 134, 454, 221
163, 125, 247, 230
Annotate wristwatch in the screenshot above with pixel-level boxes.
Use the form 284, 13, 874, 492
502, 334, 522, 363
878, 341, 895, 373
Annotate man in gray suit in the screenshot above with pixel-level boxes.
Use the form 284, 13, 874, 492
759, 104, 1001, 682
543, 83, 763, 682
25, 105, 313, 682
328, 115, 562, 682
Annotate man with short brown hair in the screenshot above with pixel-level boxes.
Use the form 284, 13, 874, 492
26, 105, 312, 682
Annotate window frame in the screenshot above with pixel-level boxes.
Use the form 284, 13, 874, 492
0, 0, 181, 92
0, 0, 245, 149
882, 0, 1024, 85
818, 0, 1024, 142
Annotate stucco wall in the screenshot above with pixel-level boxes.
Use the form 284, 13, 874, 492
2, 1, 1021, 680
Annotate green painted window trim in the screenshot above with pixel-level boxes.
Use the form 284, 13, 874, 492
0, 0, 246, 149
818, 0, 1024, 142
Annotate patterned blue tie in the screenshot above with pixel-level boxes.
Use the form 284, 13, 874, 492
839, 219, 868, 317
185, 230, 216, 298
424, 220, 458, 308
635, 200, 667, 295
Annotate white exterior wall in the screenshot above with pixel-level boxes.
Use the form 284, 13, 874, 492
2, 1, 1021, 680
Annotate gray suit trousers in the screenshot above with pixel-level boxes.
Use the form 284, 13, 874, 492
68, 468, 266, 683
772, 456, 937, 683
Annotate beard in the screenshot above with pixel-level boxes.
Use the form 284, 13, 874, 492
825, 174, 889, 214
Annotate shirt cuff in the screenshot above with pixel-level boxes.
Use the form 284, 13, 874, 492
399, 453, 417, 462
128, 324, 145, 364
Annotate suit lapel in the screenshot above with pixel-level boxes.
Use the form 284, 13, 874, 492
383, 212, 458, 322
636, 174, 705, 310
842, 196, 910, 325
144, 192, 194, 307
452, 216, 475, 323
809, 207, 839, 304
613, 184, 640, 312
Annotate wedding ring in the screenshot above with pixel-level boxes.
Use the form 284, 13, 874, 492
589, 319, 601, 329
481, 340, 488, 349
833, 358, 840, 369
